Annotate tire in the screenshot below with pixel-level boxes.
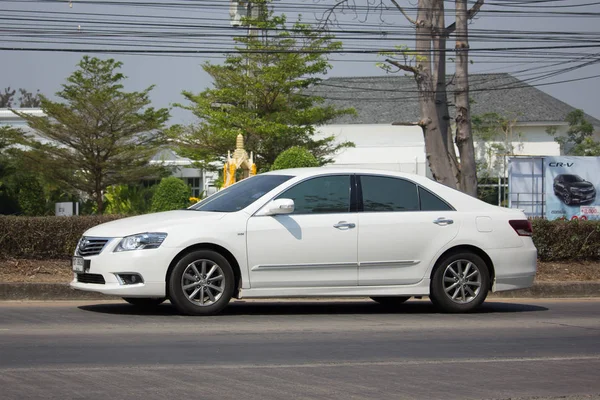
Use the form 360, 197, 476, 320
168, 250, 235, 316
430, 252, 490, 313
370, 296, 410, 306
122, 297, 166, 307
563, 192, 572, 205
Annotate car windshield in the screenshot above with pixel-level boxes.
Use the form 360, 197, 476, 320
563, 175, 584, 183
189, 174, 293, 212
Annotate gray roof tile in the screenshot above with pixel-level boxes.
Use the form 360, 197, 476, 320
307, 73, 600, 126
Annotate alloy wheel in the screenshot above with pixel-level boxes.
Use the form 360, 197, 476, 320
442, 259, 482, 304
181, 259, 225, 307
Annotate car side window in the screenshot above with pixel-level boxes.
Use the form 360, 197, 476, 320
360, 175, 419, 212
419, 186, 453, 211
276, 175, 351, 214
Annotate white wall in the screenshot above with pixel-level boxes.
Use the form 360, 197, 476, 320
316, 124, 429, 176
317, 122, 582, 178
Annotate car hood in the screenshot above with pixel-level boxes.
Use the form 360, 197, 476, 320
83, 210, 227, 237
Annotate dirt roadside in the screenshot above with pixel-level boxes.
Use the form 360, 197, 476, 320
0, 259, 599, 283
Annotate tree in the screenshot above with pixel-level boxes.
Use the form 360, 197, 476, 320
0, 87, 42, 108
172, 2, 354, 172
0, 87, 16, 108
13, 56, 170, 213
18, 89, 42, 108
272, 146, 320, 170
150, 177, 191, 212
324, 0, 483, 196
547, 109, 599, 156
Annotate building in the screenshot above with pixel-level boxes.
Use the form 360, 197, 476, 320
310, 73, 600, 178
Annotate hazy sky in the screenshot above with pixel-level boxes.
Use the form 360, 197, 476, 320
2, 0, 599, 123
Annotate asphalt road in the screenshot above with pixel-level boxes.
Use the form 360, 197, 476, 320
0, 298, 599, 400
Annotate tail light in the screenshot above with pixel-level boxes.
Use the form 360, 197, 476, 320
509, 220, 533, 237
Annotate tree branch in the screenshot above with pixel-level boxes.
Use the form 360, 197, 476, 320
389, 0, 416, 25
385, 59, 418, 74
445, 0, 484, 36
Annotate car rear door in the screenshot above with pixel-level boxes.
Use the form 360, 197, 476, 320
357, 175, 461, 286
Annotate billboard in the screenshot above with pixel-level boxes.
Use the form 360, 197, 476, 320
545, 156, 600, 220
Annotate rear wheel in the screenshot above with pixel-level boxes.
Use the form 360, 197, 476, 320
168, 250, 234, 316
122, 297, 166, 307
370, 296, 410, 306
430, 252, 490, 313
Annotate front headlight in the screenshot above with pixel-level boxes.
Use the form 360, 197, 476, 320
570, 187, 581, 193
114, 232, 168, 252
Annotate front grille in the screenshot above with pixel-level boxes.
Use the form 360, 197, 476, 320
77, 237, 110, 256
76, 273, 106, 284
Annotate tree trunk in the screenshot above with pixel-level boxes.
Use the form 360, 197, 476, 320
415, 0, 456, 189
432, 0, 460, 188
454, 0, 478, 197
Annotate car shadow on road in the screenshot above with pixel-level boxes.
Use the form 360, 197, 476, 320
78, 299, 548, 316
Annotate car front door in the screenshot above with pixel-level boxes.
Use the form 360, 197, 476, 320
246, 174, 358, 289
357, 175, 461, 286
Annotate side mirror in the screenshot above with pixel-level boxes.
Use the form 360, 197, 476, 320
258, 198, 295, 216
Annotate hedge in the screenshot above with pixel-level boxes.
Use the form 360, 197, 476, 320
0, 215, 123, 259
0, 216, 599, 262
531, 219, 600, 262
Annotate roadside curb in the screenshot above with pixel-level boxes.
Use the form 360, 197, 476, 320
0, 281, 598, 301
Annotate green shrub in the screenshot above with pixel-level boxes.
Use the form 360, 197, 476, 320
271, 147, 319, 171
150, 177, 191, 212
532, 219, 600, 262
17, 176, 46, 216
0, 215, 123, 259
105, 184, 154, 215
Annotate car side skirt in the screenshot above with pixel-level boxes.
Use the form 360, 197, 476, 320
239, 279, 431, 298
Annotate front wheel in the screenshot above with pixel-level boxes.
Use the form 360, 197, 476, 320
430, 252, 490, 313
168, 250, 234, 316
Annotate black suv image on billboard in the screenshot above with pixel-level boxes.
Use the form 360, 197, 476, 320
553, 174, 596, 205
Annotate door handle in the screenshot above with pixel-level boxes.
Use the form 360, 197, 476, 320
433, 217, 454, 226
334, 221, 356, 229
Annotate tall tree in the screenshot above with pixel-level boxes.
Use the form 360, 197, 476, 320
18, 89, 42, 108
547, 109, 599, 156
0, 87, 16, 108
13, 56, 169, 213
325, 0, 483, 196
173, 2, 354, 171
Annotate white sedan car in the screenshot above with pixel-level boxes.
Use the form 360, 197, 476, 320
71, 168, 537, 315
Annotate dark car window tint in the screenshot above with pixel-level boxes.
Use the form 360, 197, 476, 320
277, 175, 351, 214
563, 175, 584, 183
361, 175, 419, 212
191, 174, 292, 212
419, 186, 453, 211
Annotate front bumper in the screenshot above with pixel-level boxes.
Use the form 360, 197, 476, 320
69, 240, 179, 298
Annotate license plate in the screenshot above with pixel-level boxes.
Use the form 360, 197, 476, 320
72, 257, 85, 273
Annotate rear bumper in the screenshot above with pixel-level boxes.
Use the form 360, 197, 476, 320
488, 244, 537, 292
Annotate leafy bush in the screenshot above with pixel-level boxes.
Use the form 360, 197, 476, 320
532, 219, 600, 262
271, 147, 319, 171
150, 177, 191, 212
104, 184, 154, 215
0, 215, 123, 259
17, 176, 46, 216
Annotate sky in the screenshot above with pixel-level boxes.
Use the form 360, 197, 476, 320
2, 0, 600, 124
